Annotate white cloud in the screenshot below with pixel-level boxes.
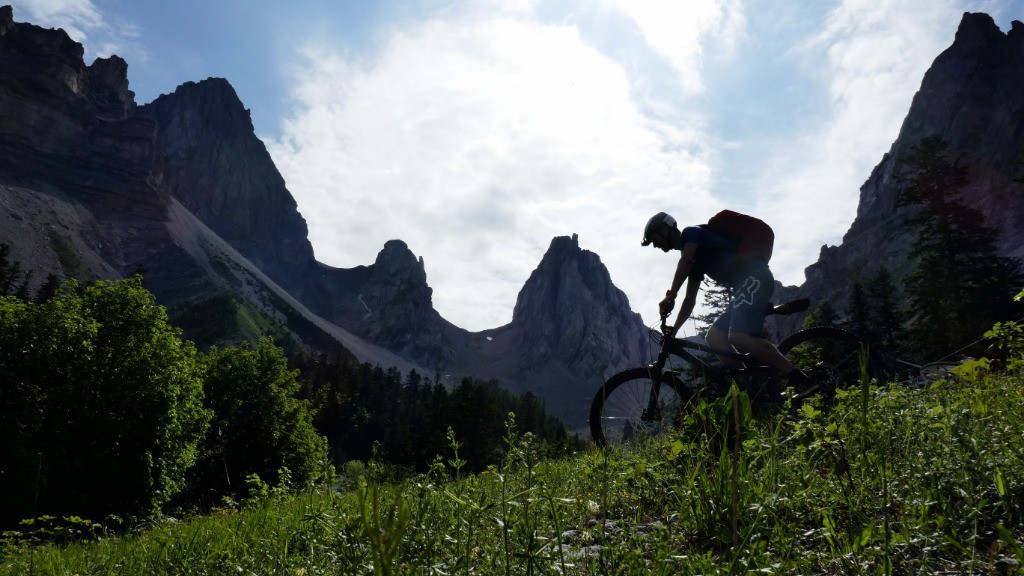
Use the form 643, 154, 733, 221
269, 5, 719, 331
611, 0, 746, 94
747, 0, 968, 287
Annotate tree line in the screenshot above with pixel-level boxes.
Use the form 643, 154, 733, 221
0, 267, 575, 531
291, 353, 578, 475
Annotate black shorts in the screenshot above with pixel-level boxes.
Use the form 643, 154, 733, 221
711, 260, 774, 335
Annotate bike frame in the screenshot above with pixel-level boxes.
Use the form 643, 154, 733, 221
647, 328, 780, 401
649, 299, 808, 386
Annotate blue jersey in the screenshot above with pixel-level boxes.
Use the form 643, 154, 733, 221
680, 226, 742, 284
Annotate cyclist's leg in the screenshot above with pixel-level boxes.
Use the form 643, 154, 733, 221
725, 262, 810, 398
725, 261, 788, 370
707, 311, 743, 369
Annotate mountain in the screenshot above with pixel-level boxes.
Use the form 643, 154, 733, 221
447, 234, 647, 429
770, 12, 1024, 337
0, 5, 647, 431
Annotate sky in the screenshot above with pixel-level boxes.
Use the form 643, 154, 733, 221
10, 0, 1023, 333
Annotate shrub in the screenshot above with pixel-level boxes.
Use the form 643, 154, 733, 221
0, 278, 209, 526
184, 338, 328, 504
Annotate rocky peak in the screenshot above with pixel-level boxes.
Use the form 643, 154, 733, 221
511, 234, 646, 376
952, 12, 1011, 50
144, 78, 252, 144
350, 240, 451, 365
85, 56, 135, 120
0, 6, 159, 215
138, 77, 315, 282
1, 6, 82, 97
782, 12, 1024, 334
0, 6, 134, 117
361, 240, 431, 312
373, 240, 427, 278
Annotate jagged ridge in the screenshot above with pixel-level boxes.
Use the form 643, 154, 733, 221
0, 5, 648, 431
772, 12, 1024, 336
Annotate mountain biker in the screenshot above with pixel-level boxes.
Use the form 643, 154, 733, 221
641, 211, 812, 392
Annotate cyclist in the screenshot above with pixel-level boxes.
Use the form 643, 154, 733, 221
641, 212, 812, 393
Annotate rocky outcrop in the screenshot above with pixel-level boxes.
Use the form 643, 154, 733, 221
0, 6, 161, 217
509, 234, 646, 376
138, 79, 316, 284
0, 6, 355, 361
0, 5, 185, 297
308, 240, 462, 366
448, 235, 648, 430
772, 12, 1024, 335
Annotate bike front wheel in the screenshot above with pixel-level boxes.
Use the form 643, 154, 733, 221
589, 367, 693, 447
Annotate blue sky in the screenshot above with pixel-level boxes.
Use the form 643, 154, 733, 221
10, 0, 1022, 333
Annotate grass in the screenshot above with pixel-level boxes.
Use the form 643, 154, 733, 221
2, 370, 1023, 575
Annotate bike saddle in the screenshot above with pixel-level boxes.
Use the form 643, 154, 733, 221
767, 298, 810, 316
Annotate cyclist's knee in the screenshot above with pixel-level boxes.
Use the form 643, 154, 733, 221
707, 326, 729, 349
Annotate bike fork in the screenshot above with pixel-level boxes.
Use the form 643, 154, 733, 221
644, 352, 671, 420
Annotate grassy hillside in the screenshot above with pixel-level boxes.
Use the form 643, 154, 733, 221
3, 370, 1023, 575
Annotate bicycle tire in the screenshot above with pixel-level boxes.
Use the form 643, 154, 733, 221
777, 327, 881, 392
589, 367, 694, 447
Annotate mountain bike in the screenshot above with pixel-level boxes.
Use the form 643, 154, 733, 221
589, 298, 882, 446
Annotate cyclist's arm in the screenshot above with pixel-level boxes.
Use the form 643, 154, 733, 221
668, 242, 698, 297
661, 242, 699, 331
674, 270, 701, 331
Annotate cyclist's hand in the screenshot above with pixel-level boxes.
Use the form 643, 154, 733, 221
659, 296, 675, 318
662, 323, 679, 338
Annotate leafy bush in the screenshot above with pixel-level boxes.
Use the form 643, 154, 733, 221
0, 278, 209, 527
183, 338, 329, 505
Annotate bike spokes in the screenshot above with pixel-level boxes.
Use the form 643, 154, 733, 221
592, 371, 687, 445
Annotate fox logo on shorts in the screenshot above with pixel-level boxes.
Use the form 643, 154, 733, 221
733, 276, 761, 308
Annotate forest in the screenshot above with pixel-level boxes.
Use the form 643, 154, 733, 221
0, 264, 576, 532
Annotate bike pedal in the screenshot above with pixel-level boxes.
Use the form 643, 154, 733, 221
791, 383, 820, 401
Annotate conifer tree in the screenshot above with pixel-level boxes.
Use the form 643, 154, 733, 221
846, 281, 872, 340
693, 278, 731, 334
866, 266, 906, 355
897, 136, 1023, 360
804, 301, 840, 329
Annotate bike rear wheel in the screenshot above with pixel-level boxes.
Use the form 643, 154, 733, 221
778, 327, 880, 393
589, 367, 693, 447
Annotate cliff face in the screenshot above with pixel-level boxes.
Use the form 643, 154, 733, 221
0, 6, 365, 362
312, 240, 460, 367
138, 76, 461, 365
772, 12, 1024, 335
0, 7, 161, 211
0, 5, 178, 287
509, 234, 646, 377
448, 235, 648, 430
139, 79, 316, 283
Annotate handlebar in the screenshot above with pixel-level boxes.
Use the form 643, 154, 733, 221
655, 297, 810, 339
659, 313, 674, 337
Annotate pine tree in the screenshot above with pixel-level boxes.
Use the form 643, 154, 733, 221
866, 267, 906, 355
0, 244, 23, 296
897, 136, 1024, 360
804, 301, 840, 329
693, 278, 731, 334
846, 281, 872, 340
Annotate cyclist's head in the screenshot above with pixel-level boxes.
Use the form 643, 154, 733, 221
641, 212, 677, 249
